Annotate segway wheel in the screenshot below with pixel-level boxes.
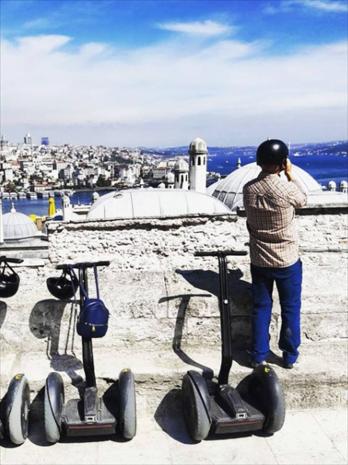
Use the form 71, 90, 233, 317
118, 369, 136, 440
44, 372, 64, 443
243, 365, 286, 435
182, 372, 211, 442
4, 374, 30, 445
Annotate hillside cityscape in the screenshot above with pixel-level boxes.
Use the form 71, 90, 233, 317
0, 134, 347, 200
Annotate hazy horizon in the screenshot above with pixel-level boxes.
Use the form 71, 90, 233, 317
2, 135, 347, 150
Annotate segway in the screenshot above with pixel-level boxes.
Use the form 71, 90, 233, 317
0, 256, 31, 445
181, 250, 286, 441
44, 260, 136, 442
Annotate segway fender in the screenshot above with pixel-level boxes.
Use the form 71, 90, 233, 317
250, 365, 286, 434
3, 374, 30, 445
182, 370, 211, 441
187, 370, 211, 415
45, 372, 64, 426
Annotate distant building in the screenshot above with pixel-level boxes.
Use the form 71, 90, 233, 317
0, 135, 8, 149
24, 133, 32, 145
41, 137, 49, 146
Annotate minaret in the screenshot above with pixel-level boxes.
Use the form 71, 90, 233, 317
62, 194, 73, 221
189, 137, 207, 193
174, 158, 189, 190
166, 172, 175, 189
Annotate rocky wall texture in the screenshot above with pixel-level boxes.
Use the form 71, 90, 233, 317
1, 213, 346, 362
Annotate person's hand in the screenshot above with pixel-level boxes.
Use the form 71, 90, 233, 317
284, 159, 293, 181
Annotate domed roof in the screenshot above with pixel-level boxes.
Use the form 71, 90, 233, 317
87, 188, 231, 220
174, 158, 189, 172
189, 137, 208, 154
3, 208, 39, 240
210, 162, 322, 211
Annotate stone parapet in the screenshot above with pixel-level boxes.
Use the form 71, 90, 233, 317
0, 213, 347, 356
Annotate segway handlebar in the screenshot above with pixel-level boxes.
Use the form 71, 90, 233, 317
0, 256, 24, 264
194, 250, 248, 258
56, 260, 110, 270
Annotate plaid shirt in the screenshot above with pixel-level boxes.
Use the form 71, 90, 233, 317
243, 172, 307, 268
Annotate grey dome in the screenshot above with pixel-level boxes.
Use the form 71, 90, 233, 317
87, 188, 231, 220
189, 137, 208, 154
210, 162, 322, 211
174, 158, 189, 172
3, 210, 39, 240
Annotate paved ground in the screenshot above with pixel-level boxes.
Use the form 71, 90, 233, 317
1, 407, 347, 465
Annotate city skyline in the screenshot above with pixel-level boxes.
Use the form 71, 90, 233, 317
1, 0, 347, 146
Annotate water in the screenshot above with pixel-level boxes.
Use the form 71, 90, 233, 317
1, 190, 111, 216
2, 154, 347, 216
208, 153, 348, 186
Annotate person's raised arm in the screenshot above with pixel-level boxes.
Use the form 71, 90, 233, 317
284, 159, 307, 207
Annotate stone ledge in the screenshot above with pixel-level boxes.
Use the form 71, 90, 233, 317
1, 340, 346, 410
47, 214, 238, 233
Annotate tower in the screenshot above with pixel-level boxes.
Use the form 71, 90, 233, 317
62, 194, 73, 221
189, 137, 207, 193
166, 171, 175, 189
174, 158, 189, 190
24, 133, 32, 145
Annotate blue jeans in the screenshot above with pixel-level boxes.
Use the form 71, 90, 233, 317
250, 259, 302, 364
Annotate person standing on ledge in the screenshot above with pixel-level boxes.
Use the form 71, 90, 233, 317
243, 139, 307, 369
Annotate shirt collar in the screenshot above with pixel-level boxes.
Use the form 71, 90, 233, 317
257, 171, 280, 180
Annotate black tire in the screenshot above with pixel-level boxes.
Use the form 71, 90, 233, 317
44, 372, 64, 443
118, 369, 136, 440
4, 374, 30, 445
182, 372, 211, 441
240, 365, 286, 434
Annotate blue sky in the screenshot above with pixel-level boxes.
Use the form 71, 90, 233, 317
1, 0, 347, 146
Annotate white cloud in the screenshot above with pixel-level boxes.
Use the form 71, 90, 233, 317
299, 0, 348, 12
157, 20, 234, 37
1, 34, 347, 145
265, 0, 348, 14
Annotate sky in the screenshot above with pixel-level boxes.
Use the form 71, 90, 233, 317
1, 0, 347, 147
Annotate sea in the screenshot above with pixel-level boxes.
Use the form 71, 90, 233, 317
2, 153, 347, 217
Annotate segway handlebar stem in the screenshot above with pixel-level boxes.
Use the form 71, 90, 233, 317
195, 250, 248, 258
0, 256, 24, 264
56, 260, 110, 270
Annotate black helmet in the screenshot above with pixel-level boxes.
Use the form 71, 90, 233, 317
0, 269, 20, 298
256, 139, 288, 166
47, 269, 78, 300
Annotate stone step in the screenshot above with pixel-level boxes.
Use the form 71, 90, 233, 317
1, 340, 347, 411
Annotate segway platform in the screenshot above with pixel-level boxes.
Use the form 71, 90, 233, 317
63, 396, 116, 437
210, 386, 265, 435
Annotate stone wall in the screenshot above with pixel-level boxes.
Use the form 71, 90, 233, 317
1, 213, 346, 361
